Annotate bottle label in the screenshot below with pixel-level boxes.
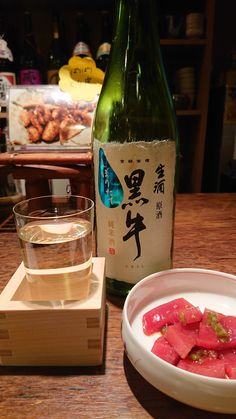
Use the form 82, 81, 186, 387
19, 69, 42, 85
93, 139, 176, 284
47, 69, 59, 84
0, 72, 16, 107
0, 39, 13, 61
96, 42, 111, 60
73, 42, 92, 57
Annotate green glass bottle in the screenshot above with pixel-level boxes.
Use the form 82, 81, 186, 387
93, 0, 179, 298
47, 14, 67, 84
72, 12, 92, 58
96, 11, 112, 73
19, 11, 42, 85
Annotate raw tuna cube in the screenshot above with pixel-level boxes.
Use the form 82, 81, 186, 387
177, 358, 226, 378
188, 348, 218, 362
164, 323, 196, 359
202, 308, 224, 324
218, 349, 236, 378
143, 298, 193, 335
218, 348, 236, 363
225, 362, 236, 379
197, 322, 222, 349
181, 322, 200, 336
169, 306, 202, 325
218, 316, 236, 349
151, 335, 180, 365
197, 310, 236, 350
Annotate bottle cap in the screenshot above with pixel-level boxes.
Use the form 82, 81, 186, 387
96, 42, 111, 60
73, 41, 92, 57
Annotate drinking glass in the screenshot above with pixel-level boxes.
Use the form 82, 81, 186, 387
13, 195, 94, 302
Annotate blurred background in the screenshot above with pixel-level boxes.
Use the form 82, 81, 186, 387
0, 0, 236, 227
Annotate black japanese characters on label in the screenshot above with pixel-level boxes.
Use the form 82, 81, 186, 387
121, 162, 166, 261
154, 164, 165, 194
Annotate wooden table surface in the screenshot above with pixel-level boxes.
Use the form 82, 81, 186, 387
0, 193, 236, 419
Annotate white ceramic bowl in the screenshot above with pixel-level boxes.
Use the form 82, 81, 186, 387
121, 268, 236, 414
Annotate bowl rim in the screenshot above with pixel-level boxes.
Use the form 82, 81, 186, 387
122, 267, 236, 386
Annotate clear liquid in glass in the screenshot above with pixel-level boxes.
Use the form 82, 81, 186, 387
18, 218, 92, 301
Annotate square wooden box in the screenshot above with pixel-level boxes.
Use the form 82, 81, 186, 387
0, 257, 106, 366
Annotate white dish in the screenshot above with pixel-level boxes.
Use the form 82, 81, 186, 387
121, 268, 236, 414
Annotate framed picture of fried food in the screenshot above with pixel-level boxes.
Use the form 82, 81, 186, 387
7, 86, 98, 152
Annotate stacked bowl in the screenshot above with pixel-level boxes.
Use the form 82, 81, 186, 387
175, 67, 196, 108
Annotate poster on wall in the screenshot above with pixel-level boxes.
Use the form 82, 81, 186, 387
7, 86, 98, 152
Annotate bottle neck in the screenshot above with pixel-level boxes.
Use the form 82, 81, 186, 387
24, 12, 35, 42
24, 12, 33, 37
75, 13, 89, 45
113, 0, 161, 59
23, 11, 38, 52
96, 0, 176, 142
53, 32, 59, 40
52, 20, 59, 40
100, 11, 112, 44
73, 13, 91, 57
106, 0, 165, 96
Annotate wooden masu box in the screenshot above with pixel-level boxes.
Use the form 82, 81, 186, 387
0, 257, 106, 366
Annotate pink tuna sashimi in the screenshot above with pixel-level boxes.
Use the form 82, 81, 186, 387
202, 308, 224, 324
177, 321, 200, 339
197, 322, 222, 349
218, 348, 236, 362
143, 298, 193, 335
225, 362, 236, 379
177, 358, 226, 378
169, 305, 202, 325
188, 348, 218, 362
164, 323, 196, 359
218, 316, 236, 349
197, 310, 236, 350
218, 349, 236, 379
151, 335, 180, 365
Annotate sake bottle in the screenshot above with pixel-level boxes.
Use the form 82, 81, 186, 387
0, 14, 16, 109
96, 11, 112, 73
19, 11, 42, 85
72, 12, 92, 58
47, 14, 67, 84
93, 0, 179, 298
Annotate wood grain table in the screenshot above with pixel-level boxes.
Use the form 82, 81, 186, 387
0, 193, 236, 419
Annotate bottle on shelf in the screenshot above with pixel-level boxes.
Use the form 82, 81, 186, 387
96, 10, 112, 72
47, 14, 67, 84
0, 117, 6, 152
93, 0, 179, 297
72, 12, 92, 58
0, 15, 16, 111
19, 11, 42, 85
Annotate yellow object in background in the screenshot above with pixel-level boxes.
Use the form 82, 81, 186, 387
59, 56, 104, 101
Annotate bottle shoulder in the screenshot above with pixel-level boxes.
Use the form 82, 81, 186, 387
94, 96, 178, 143
48, 42, 65, 64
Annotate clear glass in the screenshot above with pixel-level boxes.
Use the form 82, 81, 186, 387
13, 195, 94, 303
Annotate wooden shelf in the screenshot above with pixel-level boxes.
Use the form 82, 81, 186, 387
166, 0, 215, 192
160, 38, 207, 46
176, 109, 202, 117
0, 151, 92, 165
